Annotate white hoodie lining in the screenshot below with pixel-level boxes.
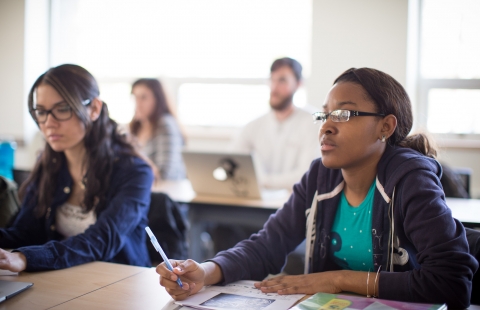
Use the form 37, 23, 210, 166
304, 181, 344, 274
376, 176, 391, 203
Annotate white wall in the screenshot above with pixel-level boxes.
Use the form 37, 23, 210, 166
0, 0, 50, 169
308, 0, 408, 105
0, 0, 26, 140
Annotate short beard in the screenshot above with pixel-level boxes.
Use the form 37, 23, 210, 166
269, 93, 294, 111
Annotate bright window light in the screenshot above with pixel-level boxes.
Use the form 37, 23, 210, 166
50, 0, 311, 79
98, 83, 134, 124
178, 84, 270, 127
178, 84, 308, 127
427, 89, 480, 134
420, 0, 480, 79
50, 0, 311, 127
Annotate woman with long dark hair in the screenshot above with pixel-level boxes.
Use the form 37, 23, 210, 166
130, 79, 185, 181
0, 64, 153, 271
156, 68, 477, 308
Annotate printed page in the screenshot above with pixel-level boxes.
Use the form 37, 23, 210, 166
175, 280, 305, 310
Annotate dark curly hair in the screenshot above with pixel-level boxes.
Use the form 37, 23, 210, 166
334, 67, 437, 158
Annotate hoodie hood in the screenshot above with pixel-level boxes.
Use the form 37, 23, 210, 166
377, 144, 442, 200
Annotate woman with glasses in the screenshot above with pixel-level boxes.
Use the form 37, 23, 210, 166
156, 68, 477, 308
129, 78, 186, 181
0, 64, 153, 271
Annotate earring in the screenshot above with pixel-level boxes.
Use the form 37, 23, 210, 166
381, 135, 386, 143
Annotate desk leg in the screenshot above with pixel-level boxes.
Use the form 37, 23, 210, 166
188, 212, 209, 262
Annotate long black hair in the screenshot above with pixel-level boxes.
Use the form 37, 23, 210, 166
21, 64, 140, 217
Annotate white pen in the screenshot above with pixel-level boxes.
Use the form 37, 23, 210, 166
145, 226, 183, 288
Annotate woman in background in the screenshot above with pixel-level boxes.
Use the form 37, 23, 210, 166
130, 79, 186, 181
0, 64, 153, 271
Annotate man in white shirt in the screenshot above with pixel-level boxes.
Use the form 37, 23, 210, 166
231, 57, 320, 190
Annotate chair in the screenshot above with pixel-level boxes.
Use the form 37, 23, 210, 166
0, 176, 21, 228
13, 169, 31, 189
466, 228, 480, 305
147, 192, 189, 266
453, 167, 472, 196
439, 164, 470, 198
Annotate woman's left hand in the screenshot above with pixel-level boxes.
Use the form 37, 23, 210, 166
0, 248, 27, 272
254, 271, 343, 295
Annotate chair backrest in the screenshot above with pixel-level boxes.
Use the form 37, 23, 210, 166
0, 176, 21, 228
13, 169, 31, 189
147, 192, 188, 266
453, 167, 472, 196
440, 163, 470, 198
466, 228, 480, 305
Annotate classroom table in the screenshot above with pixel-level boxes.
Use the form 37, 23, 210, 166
154, 180, 289, 261
1, 261, 479, 310
154, 181, 480, 261
51, 267, 172, 310
445, 197, 480, 229
0, 262, 149, 310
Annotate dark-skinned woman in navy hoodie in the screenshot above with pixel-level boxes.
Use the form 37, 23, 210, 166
157, 68, 477, 308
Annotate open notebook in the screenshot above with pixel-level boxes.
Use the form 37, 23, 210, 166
182, 151, 288, 200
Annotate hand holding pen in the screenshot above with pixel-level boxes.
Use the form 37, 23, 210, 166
150, 227, 213, 301
145, 226, 184, 288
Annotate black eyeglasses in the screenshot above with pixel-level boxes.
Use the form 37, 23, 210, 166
312, 110, 385, 123
30, 99, 91, 124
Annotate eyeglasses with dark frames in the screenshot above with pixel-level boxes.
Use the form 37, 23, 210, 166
312, 110, 385, 123
30, 99, 92, 124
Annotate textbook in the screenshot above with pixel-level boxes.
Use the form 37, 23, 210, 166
290, 292, 447, 310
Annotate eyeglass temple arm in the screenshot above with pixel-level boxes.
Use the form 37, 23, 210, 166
352, 111, 385, 117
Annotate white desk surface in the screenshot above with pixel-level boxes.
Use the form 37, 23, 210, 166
154, 180, 480, 224
445, 197, 480, 224
153, 179, 289, 209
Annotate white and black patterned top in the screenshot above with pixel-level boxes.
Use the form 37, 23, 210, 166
142, 114, 186, 180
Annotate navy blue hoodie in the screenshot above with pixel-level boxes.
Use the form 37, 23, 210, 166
211, 145, 477, 308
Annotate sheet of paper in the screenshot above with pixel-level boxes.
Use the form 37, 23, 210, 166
175, 280, 305, 310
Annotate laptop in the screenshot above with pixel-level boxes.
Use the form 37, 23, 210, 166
182, 151, 264, 199
0, 280, 33, 303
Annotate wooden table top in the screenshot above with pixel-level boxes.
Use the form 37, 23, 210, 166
0, 262, 147, 310
1, 260, 479, 309
51, 267, 172, 310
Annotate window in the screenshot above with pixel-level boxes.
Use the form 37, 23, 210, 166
418, 0, 480, 136
49, 0, 312, 127
178, 83, 307, 127
427, 89, 480, 134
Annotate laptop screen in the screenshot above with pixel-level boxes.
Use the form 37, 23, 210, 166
182, 151, 262, 199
